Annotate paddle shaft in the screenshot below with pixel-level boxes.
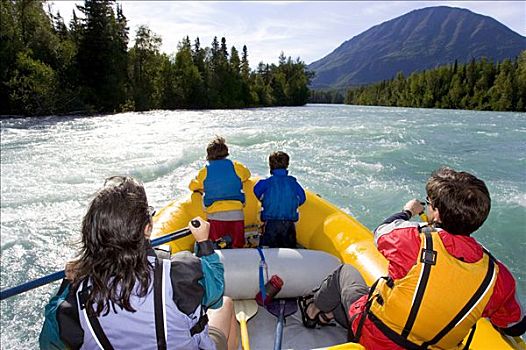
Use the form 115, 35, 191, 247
273, 300, 286, 350
0, 227, 192, 301
240, 318, 251, 350
235, 300, 257, 350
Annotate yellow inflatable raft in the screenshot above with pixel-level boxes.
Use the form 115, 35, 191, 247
151, 178, 524, 350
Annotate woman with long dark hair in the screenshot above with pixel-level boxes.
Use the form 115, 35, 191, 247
40, 176, 237, 350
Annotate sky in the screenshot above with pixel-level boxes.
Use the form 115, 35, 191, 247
49, 1, 526, 68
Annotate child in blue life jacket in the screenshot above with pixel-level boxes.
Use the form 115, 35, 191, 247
189, 136, 251, 248
254, 151, 306, 248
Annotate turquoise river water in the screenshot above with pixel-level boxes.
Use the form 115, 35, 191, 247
1, 105, 525, 348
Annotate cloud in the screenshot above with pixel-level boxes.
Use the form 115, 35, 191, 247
47, 1, 526, 67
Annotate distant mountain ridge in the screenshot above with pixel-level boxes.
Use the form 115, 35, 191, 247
308, 6, 526, 89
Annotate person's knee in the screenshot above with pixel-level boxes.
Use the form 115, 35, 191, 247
222, 296, 234, 313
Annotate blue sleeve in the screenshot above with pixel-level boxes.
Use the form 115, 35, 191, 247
253, 178, 269, 200
295, 181, 306, 205
198, 253, 225, 309
377, 211, 412, 228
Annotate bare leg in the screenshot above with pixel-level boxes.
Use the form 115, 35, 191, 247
228, 303, 239, 350
208, 296, 238, 350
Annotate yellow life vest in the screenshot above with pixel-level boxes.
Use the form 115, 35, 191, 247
366, 228, 498, 350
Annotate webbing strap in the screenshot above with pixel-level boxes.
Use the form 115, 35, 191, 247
153, 260, 167, 350
78, 279, 114, 350
190, 308, 209, 336
353, 276, 384, 343
368, 312, 425, 350
79, 262, 168, 350
462, 324, 477, 350
402, 230, 436, 337
256, 247, 268, 304
422, 258, 495, 347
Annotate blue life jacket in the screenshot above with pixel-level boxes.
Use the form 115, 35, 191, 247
203, 159, 245, 207
257, 170, 304, 221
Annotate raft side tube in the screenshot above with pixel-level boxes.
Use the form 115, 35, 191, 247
218, 248, 341, 299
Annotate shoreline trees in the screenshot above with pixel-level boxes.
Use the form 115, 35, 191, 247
341, 55, 526, 112
1, 0, 312, 116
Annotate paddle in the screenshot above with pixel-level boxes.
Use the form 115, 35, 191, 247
0, 226, 193, 301
234, 299, 258, 350
266, 298, 298, 350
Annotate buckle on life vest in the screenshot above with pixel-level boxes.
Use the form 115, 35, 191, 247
420, 248, 437, 265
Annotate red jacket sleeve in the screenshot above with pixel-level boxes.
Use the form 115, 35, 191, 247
483, 260, 525, 331
375, 219, 422, 280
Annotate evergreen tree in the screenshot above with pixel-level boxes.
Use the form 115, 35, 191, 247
241, 45, 250, 80
173, 37, 202, 108
344, 53, 524, 112
1, 2, 314, 115
516, 51, 526, 110
490, 60, 514, 111
240, 45, 254, 106
191, 37, 208, 107
129, 25, 162, 110
77, 0, 128, 112
112, 3, 129, 106
0, 0, 23, 113
227, 46, 243, 106
158, 53, 178, 109
206, 36, 222, 107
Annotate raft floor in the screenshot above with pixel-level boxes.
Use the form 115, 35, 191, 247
242, 304, 348, 350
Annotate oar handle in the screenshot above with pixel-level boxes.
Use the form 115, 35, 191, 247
240, 320, 251, 350
0, 227, 192, 301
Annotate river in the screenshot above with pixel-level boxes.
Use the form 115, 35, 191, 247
1, 105, 525, 348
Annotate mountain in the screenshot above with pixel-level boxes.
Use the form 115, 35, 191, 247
308, 6, 526, 89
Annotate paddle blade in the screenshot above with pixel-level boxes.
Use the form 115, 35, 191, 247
234, 300, 258, 350
234, 299, 258, 321
267, 298, 298, 318
267, 299, 298, 350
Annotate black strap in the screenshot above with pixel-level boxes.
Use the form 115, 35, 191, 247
402, 230, 435, 338
190, 309, 209, 336
368, 312, 426, 350
347, 313, 361, 342
462, 324, 477, 350
78, 279, 115, 350
154, 260, 167, 350
422, 258, 495, 347
353, 276, 385, 342
77, 262, 170, 350
156, 256, 208, 340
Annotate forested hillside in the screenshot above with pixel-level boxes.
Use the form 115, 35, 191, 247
308, 6, 526, 89
344, 55, 526, 111
0, 0, 313, 116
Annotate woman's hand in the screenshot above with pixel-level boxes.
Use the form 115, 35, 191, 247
65, 261, 77, 281
189, 217, 210, 242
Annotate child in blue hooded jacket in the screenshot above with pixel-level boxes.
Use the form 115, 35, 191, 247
254, 151, 306, 248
